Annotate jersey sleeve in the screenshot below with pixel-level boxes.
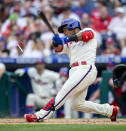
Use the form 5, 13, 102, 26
27, 67, 36, 78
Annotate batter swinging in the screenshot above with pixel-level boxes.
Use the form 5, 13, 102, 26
25, 18, 119, 122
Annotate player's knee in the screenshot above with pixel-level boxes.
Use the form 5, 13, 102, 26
72, 104, 77, 111
72, 100, 85, 111
72, 101, 80, 111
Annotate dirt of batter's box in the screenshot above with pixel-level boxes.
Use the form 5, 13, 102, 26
0, 118, 126, 125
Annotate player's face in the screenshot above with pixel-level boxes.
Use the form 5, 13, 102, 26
63, 27, 75, 36
36, 63, 45, 73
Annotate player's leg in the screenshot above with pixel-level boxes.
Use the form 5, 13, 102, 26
35, 97, 50, 108
72, 89, 112, 117
72, 86, 119, 121
64, 99, 72, 118
26, 93, 37, 114
64, 98, 78, 118
25, 65, 94, 122
26, 93, 50, 113
54, 65, 96, 110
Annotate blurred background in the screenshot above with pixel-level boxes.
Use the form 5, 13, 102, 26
0, 0, 126, 119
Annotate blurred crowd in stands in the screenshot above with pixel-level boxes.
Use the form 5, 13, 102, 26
0, 0, 126, 58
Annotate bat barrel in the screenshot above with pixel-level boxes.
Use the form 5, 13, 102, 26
38, 11, 56, 35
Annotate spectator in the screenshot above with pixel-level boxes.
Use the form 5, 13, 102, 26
57, 5, 80, 26
72, 0, 91, 17
102, 37, 120, 56
91, 0, 108, 20
81, 13, 102, 54
1, 13, 27, 35
107, 0, 122, 9
108, 7, 126, 49
81, 12, 92, 28
49, 0, 66, 15
15, 59, 59, 114
0, 36, 9, 57
23, 38, 51, 58
20, 0, 37, 18
92, 6, 112, 33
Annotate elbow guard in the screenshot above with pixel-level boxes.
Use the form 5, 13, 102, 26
82, 30, 94, 42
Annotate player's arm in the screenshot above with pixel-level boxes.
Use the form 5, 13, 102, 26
52, 34, 65, 52
15, 67, 29, 76
60, 29, 94, 42
53, 45, 63, 52
52, 29, 94, 50
76, 29, 94, 42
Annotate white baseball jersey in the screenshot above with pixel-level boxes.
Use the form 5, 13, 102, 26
28, 68, 59, 98
60, 28, 97, 65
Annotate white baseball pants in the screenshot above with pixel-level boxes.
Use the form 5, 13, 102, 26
36, 65, 113, 120
26, 93, 50, 109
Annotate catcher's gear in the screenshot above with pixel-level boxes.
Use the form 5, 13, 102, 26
112, 64, 126, 88
58, 18, 81, 33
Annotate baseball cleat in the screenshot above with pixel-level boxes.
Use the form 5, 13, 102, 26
110, 106, 119, 122
24, 114, 38, 122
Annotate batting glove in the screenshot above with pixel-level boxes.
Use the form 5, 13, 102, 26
52, 34, 70, 47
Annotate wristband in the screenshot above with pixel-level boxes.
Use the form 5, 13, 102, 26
68, 35, 78, 41
63, 35, 78, 44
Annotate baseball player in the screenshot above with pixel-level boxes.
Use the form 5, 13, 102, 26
15, 60, 59, 114
25, 18, 119, 122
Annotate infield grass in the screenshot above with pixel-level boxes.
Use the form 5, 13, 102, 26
0, 124, 126, 131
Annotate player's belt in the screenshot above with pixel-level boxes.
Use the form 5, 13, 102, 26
70, 61, 87, 67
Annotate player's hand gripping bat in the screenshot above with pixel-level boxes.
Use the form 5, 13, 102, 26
38, 11, 56, 35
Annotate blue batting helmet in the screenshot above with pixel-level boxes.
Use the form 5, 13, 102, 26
58, 18, 81, 33
59, 67, 69, 77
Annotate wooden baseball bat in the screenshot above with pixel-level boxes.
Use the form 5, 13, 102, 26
38, 11, 56, 35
